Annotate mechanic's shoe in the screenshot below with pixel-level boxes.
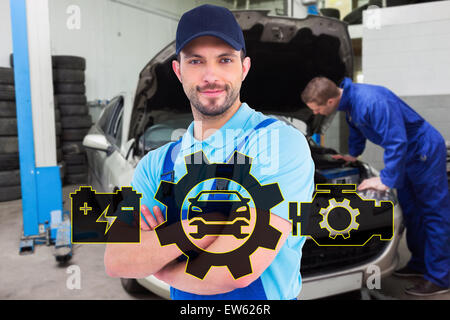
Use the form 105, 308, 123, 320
393, 266, 423, 278
405, 280, 450, 296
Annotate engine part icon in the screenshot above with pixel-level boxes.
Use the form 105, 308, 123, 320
294, 184, 394, 246
318, 198, 360, 239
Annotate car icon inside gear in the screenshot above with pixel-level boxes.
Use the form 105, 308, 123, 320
154, 151, 283, 280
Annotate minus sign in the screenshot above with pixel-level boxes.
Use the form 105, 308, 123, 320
121, 207, 135, 211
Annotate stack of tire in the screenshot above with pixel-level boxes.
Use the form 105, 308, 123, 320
0, 67, 21, 202
52, 56, 91, 186
8, 54, 65, 187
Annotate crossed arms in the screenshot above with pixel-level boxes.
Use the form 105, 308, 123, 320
104, 204, 291, 295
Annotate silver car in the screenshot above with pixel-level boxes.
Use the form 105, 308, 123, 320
84, 10, 403, 300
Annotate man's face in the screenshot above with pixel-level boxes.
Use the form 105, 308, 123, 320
172, 36, 250, 117
306, 99, 338, 116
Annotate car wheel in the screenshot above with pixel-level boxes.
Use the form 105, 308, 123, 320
120, 278, 148, 294
62, 141, 85, 155
59, 104, 89, 116
54, 83, 86, 94
0, 169, 20, 187
52, 69, 85, 84
61, 115, 92, 129
0, 118, 18, 136
0, 84, 15, 101
0, 101, 16, 117
0, 153, 19, 170
65, 172, 88, 184
0, 185, 21, 202
0, 67, 14, 85
61, 128, 90, 141
55, 94, 87, 105
52, 56, 86, 70
0, 137, 18, 154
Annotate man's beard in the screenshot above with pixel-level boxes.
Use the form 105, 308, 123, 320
187, 83, 240, 118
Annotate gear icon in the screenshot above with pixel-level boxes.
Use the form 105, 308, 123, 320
154, 151, 283, 280
319, 198, 360, 239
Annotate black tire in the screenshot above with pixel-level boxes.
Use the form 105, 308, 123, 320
9, 53, 14, 68
57, 148, 63, 162
54, 83, 86, 94
53, 69, 85, 84
61, 115, 92, 129
63, 153, 86, 165
0, 185, 21, 202
0, 67, 14, 85
55, 121, 62, 135
59, 161, 66, 180
55, 108, 60, 121
120, 278, 148, 294
62, 141, 85, 155
0, 84, 15, 101
56, 94, 87, 105
59, 104, 89, 116
0, 153, 19, 170
0, 118, 18, 136
65, 172, 87, 185
61, 128, 89, 141
52, 56, 86, 70
0, 101, 16, 117
0, 169, 20, 187
66, 164, 88, 175
0, 137, 18, 154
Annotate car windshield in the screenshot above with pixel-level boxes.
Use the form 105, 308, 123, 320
141, 114, 193, 152
139, 112, 310, 153
196, 192, 242, 202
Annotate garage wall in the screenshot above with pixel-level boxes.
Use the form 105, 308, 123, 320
0, 0, 230, 101
361, 1, 450, 171
0, 0, 13, 67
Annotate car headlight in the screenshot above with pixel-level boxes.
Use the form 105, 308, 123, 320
357, 188, 398, 206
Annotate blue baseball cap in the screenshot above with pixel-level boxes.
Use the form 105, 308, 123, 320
176, 4, 246, 56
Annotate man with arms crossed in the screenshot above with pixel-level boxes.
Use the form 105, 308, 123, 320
104, 5, 315, 300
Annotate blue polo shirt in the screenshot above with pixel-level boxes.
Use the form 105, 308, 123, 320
131, 103, 315, 300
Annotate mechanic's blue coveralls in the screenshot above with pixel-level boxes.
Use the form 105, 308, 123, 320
339, 77, 450, 288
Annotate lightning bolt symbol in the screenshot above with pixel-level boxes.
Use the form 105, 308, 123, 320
96, 204, 117, 235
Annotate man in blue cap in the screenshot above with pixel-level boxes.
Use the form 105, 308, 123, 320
104, 4, 315, 300
301, 76, 450, 296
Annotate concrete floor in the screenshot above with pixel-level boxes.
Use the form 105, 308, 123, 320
0, 184, 448, 300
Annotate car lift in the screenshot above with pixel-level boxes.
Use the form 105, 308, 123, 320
10, 0, 72, 263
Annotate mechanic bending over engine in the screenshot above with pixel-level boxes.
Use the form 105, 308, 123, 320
301, 76, 450, 296
103, 4, 315, 300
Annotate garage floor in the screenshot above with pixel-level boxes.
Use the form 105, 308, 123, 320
0, 184, 448, 300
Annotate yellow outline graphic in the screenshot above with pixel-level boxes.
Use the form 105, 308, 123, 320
153, 150, 284, 281
70, 185, 142, 244
294, 183, 395, 247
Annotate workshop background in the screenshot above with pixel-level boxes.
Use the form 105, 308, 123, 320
0, 0, 449, 300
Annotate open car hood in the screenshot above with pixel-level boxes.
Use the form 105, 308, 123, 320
129, 10, 353, 140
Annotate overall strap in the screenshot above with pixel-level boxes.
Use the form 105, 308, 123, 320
160, 139, 182, 182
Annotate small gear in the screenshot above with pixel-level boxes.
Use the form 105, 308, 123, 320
319, 198, 360, 239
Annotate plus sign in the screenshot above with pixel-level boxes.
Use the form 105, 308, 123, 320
80, 202, 92, 215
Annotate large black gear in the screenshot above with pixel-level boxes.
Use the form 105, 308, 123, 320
154, 151, 283, 280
